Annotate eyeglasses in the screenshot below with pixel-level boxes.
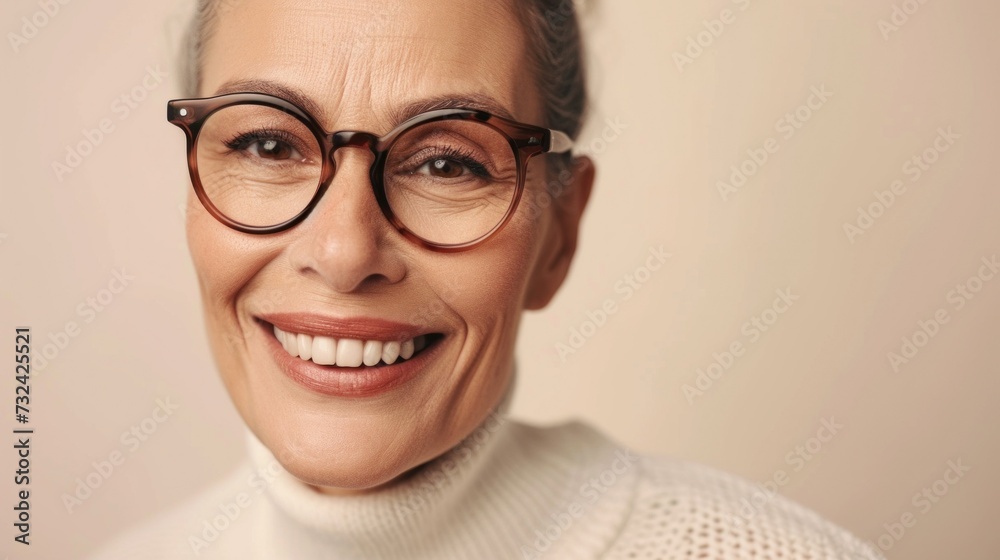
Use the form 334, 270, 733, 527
166, 92, 574, 251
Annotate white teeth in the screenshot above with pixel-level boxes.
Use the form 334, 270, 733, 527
382, 341, 401, 365
284, 329, 300, 357
337, 338, 364, 368
311, 336, 336, 366
363, 340, 383, 366
400, 338, 414, 360
272, 325, 430, 367
297, 334, 312, 360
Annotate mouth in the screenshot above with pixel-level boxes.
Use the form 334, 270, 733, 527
256, 314, 445, 397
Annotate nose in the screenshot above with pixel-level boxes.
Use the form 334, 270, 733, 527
285, 147, 406, 294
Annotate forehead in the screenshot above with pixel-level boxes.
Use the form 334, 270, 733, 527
199, 0, 539, 131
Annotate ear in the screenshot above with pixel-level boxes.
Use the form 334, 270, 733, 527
524, 156, 595, 310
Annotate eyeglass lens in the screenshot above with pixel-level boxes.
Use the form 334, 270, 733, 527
195, 103, 520, 245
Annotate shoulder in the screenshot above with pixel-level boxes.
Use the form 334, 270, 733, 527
606, 452, 886, 559
85, 463, 261, 560
506, 420, 883, 558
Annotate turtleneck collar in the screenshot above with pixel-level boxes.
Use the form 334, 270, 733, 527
242, 372, 639, 559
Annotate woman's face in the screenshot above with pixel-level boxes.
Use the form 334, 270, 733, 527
188, 0, 592, 491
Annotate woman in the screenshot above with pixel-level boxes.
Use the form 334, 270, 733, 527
93, 0, 883, 558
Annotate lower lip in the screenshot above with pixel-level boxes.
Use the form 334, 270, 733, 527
261, 322, 441, 398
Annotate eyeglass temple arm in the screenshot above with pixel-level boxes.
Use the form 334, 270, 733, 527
548, 130, 574, 154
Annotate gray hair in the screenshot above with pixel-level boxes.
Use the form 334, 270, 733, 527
179, 0, 589, 142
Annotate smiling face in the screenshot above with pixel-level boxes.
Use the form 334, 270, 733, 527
187, 0, 593, 492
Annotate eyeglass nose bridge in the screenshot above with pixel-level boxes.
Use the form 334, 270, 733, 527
313, 129, 395, 234
319, 130, 388, 198
326, 130, 382, 161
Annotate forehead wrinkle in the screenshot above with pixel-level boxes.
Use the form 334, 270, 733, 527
204, 0, 535, 132
211, 76, 524, 140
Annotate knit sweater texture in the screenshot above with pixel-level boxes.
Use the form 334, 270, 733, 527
88, 410, 884, 560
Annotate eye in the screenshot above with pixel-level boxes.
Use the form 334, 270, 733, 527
251, 138, 299, 160
410, 149, 491, 180
418, 158, 468, 179
224, 130, 308, 162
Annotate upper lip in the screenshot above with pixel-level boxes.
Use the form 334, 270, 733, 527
258, 312, 434, 341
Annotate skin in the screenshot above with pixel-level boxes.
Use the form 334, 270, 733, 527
188, 0, 595, 494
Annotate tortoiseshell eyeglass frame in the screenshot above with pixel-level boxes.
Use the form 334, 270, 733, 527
166, 92, 575, 252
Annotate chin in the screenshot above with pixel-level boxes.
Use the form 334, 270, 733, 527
246, 407, 430, 491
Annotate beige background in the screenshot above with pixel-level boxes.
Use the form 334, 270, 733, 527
2, 0, 997, 558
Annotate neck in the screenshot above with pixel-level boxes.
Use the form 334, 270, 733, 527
239, 367, 637, 558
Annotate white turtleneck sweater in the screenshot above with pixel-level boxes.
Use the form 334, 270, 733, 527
88, 410, 884, 560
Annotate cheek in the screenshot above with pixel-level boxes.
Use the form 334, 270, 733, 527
185, 201, 278, 319
430, 203, 546, 333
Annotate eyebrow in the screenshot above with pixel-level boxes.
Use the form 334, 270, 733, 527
390, 94, 517, 124
212, 78, 518, 132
